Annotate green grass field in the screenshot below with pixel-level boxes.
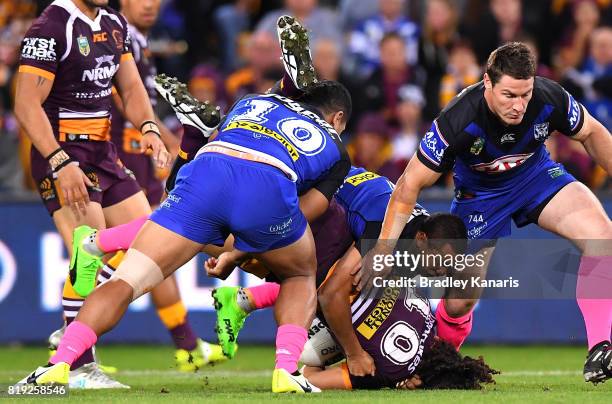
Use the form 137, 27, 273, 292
0, 344, 610, 403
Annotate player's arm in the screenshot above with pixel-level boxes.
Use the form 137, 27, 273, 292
300, 152, 351, 222
114, 57, 169, 166
378, 156, 441, 252
14, 72, 93, 215
571, 108, 612, 174
318, 247, 376, 377
113, 86, 179, 156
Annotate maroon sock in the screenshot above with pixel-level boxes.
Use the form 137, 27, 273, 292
65, 317, 95, 370
170, 321, 198, 351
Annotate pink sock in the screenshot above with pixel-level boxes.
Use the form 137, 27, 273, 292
50, 321, 98, 366
435, 299, 473, 351
248, 282, 280, 309
576, 256, 612, 350
275, 324, 307, 373
98, 216, 148, 253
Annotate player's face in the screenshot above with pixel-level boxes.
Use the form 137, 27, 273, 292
121, 0, 161, 30
485, 74, 534, 126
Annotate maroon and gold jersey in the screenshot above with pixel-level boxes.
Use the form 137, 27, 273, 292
18, 0, 132, 142
110, 23, 156, 153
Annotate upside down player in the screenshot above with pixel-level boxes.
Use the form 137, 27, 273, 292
362, 42, 612, 383
19, 15, 354, 393
14, 0, 178, 388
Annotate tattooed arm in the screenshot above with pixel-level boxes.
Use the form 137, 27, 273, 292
14, 73, 60, 157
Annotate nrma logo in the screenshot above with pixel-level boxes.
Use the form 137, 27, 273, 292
82, 55, 118, 88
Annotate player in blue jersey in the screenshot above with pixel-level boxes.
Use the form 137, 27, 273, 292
360, 42, 612, 383
19, 15, 353, 393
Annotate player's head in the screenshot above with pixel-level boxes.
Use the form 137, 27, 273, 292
483, 42, 536, 126
414, 213, 467, 275
120, 0, 161, 31
414, 338, 498, 389
299, 80, 352, 135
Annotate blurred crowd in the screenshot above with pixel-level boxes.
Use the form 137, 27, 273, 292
0, 0, 611, 197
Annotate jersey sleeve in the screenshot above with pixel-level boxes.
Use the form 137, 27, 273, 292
312, 148, 351, 200
18, 16, 66, 80
415, 118, 456, 172
539, 78, 585, 136
117, 13, 133, 62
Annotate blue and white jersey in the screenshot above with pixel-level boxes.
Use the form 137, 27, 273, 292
416, 77, 585, 195
214, 93, 350, 197
335, 166, 428, 240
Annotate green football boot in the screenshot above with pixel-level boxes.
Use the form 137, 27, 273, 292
70, 225, 102, 297
212, 287, 248, 358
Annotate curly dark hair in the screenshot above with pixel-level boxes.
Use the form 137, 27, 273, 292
415, 339, 499, 389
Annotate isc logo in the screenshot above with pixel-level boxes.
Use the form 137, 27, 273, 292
21, 37, 57, 61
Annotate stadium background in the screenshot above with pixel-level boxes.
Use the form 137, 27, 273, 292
0, 0, 611, 346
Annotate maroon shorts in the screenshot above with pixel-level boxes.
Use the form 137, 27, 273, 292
116, 150, 164, 206
31, 141, 142, 215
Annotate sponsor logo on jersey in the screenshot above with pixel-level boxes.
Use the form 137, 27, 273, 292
21, 37, 57, 61
470, 137, 485, 155
566, 91, 581, 131
419, 122, 448, 165
225, 120, 300, 161
534, 122, 549, 141
345, 171, 380, 186
500, 133, 515, 144
356, 287, 400, 340
471, 153, 533, 173
93, 32, 107, 43
547, 166, 565, 179
77, 35, 90, 56
82, 55, 118, 87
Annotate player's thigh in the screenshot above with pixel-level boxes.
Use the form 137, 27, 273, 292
538, 182, 612, 252
52, 202, 106, 254
254, 225, 317, 280
128, 220, 204, 278
103, 190, 152, 227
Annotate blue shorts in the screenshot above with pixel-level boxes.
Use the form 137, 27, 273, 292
451, 160, 576, 240
150, 153, 307, 253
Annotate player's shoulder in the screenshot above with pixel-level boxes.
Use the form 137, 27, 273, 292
27, 1, 70, 33
532, 76, 568, 106
437, 81, 484, 136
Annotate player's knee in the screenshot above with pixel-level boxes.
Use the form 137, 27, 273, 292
444, 299, 476, 317
110, 248, 165, 300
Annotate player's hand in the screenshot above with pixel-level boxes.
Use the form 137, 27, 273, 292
56, 163, 93, 219
204, 253, 236, 280
395, 374, 422, 390
356, 243, 394, 293
141, 132, 171, 168
346, 350, 376, 377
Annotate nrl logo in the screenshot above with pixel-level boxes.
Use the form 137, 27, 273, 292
77, 35, 90, 56
534, 122, 549, 141
470, 137, 485, 155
